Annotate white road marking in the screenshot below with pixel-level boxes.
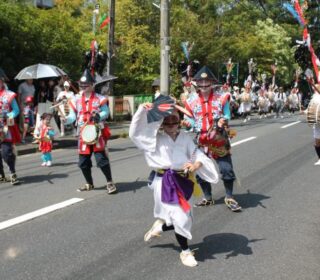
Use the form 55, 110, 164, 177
0, 198, 84, 231
281, 121, 301, 129
231, 136, 257, 147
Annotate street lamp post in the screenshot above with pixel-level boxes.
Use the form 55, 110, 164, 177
106, 0, 115, 95
160, 0, 170, 96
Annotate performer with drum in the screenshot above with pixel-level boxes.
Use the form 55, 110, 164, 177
65, 70, 117, 193
0, 76, 21, 185
183, 66, 241, 212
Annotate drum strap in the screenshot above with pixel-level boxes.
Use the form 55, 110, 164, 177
81, 92, 95, 122
199, 91, 214, 132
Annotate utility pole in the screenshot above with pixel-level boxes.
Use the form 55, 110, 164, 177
160, 0, 170, 96
106, 0, 115, 94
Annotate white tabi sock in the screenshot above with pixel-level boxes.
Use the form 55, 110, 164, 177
182, 248, 191, 253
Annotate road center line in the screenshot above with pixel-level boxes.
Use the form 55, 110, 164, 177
281, 121, 301, 129
0, 198, 84, 231
231, 136, 257, 147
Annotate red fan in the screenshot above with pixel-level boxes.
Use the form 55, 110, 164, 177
147, 95, 175, 123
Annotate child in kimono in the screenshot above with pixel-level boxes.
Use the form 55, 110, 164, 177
129, 102, 219, 267
34, 113, 55, 167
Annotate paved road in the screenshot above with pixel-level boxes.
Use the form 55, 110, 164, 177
0, 114, 319, 280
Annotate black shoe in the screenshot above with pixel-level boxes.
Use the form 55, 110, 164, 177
10, 174, 20, 185
194, 198, 214, 207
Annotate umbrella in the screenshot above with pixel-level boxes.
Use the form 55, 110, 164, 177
15, 63, 67, 80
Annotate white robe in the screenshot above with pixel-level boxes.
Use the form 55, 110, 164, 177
238, 92, 252, 114
258, 96, 269, 113
129, 106, 219, 239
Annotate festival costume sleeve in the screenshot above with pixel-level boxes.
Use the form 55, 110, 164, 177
129, 105, 162, 152
186, 135, 219, 184
223, 101, 231, 120
48, 130, 55, 137
7, 99, 20, 119
183, 99, 196, 128
99, 104, 109, 120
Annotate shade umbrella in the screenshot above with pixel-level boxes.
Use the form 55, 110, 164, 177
15, 63, 67, 80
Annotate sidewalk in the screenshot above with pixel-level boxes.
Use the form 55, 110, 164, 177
16, 122, 131, 156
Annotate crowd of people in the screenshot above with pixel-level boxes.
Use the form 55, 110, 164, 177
179, 79, 304, 124
16, 77, 77, 143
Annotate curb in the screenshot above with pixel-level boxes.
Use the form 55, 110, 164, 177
17, 133, 125, 156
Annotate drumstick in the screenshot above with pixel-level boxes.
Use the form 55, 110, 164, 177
50, 101, 66, 120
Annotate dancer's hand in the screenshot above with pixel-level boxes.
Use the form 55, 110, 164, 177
181, 119, 191, 128
142, 103, 153, 110
183, 161, 202, 173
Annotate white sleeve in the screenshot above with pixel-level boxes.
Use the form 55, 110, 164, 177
129, 105, 162, 152
186, 134, 219, 184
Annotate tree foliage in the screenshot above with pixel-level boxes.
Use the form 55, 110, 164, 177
0, 0, 318, 94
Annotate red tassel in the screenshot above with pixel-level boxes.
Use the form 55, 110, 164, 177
177, 190, 191, 213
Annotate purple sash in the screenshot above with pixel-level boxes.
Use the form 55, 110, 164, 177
161, 169, 194, 204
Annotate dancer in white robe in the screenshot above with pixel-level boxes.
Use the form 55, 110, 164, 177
129, 104, 218, 267
287, 88, 300, 115
238, 88, 252, 122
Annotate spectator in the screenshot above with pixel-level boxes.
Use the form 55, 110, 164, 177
37, 80, 48, 103
17, 79, 35, 104
56, 81, 74, 137
22, 96, 35, 143
47, 79, 56, 103
18, 79, 35, 134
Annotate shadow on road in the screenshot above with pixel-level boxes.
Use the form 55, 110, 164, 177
214, 190, 271, 209
52, 162, 77, 167
20, 172, 69, 185
151, 233, 264, 261
93, 180, 148, 193
108, 146, 137, 152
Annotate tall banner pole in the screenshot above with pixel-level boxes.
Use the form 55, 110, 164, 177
160, 0, 170, 96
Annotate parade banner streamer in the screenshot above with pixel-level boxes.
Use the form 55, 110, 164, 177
283, 3, 305, 26
283, 0, 320, 83
294, 0, 307, 26
99, 13, 110, 30
181, 42, 190, 61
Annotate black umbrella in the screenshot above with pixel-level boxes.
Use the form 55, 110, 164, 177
15, 64, 67, 80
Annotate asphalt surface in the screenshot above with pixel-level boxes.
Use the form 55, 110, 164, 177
0, 113, 319, 280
